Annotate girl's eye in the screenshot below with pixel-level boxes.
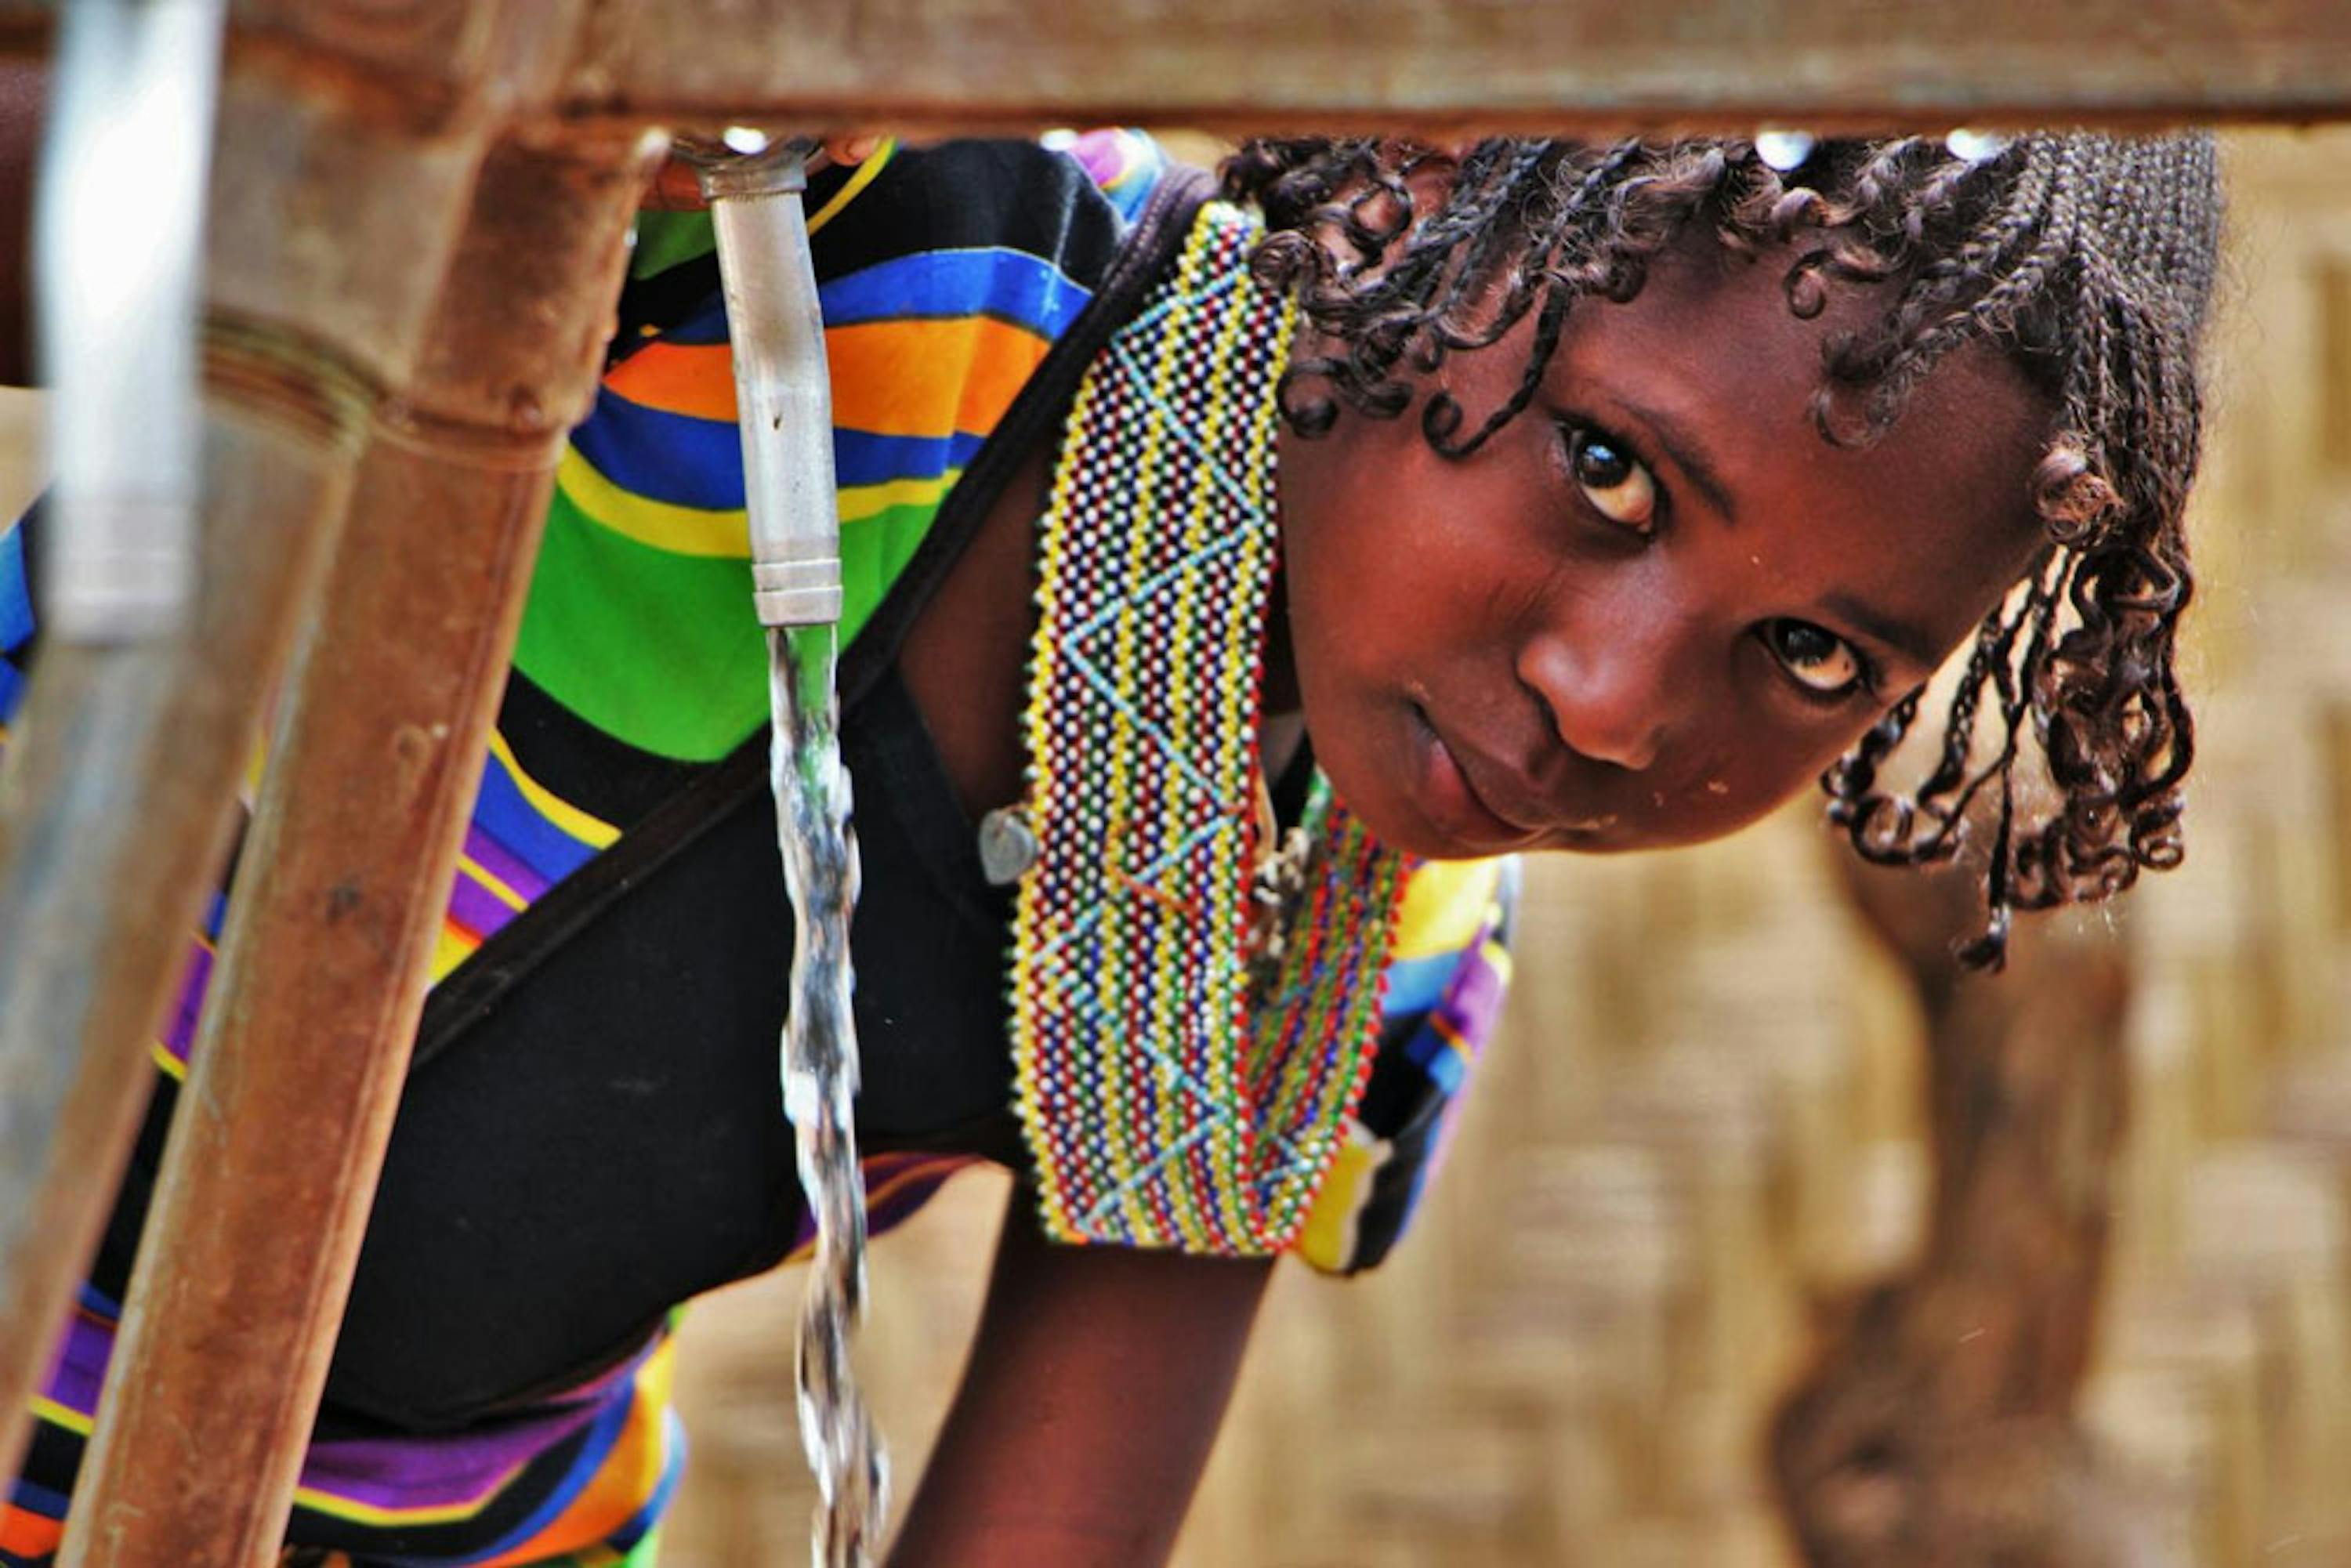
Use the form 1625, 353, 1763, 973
1762, 618, 1866, 697
1566, 427, 1657, 532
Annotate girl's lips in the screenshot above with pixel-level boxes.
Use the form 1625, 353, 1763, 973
1409, 701, 1629, 849
1409, 702, 1538, 847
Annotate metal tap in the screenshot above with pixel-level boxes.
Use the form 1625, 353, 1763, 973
695, 136, 843, 631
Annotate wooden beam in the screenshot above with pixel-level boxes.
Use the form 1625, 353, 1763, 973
0, 66, 428, 1513
0, 1, 2347, 129
1773, 852, 2135, 1563
57, 120, 651, 1568
0, 0, 2342, 127
557, 0, 2351, 131
0, 0, 557, 1509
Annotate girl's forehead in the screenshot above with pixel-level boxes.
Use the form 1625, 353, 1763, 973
1563, 231, 1882, 359
1550, 231, 2056, 471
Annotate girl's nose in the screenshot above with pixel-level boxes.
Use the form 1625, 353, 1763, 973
1515, 628, 1671, 773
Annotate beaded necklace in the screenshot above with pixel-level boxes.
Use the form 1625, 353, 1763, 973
1005, 200, 1411, 1257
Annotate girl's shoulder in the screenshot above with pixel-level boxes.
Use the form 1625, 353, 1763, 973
622, 132, 1179, 352
523, 133, 1197, 789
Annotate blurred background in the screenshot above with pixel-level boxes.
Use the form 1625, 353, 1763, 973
652, 126, 2351, 1567
1, 125, 2332, 1568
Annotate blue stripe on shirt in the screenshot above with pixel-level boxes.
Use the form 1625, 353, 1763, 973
471, 755, 603, 887
574, 393, 993, 514
1377, 951, 1458, 1019
654, 246, 1094, 346
0, 522, 31, 652
1402, 1026, 1470, 1095
819, 248, 1094, 336
571, 392, 745, 512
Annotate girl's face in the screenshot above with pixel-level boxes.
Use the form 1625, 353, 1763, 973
1274, 234, 2056, 860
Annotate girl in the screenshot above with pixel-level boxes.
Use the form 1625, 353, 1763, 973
0, 128, 2219, 1566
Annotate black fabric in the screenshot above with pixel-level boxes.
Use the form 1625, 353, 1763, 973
494, 668, 705, 831
317, 158, 1218, 1432
794, 141, 1130, 318
408, 733, 772, 1075
605, 142, 1125, 369
327, 731, 803, 1425
328, 666, 1023, 1430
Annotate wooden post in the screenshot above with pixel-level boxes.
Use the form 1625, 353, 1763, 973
12, 0, 2351, 129
0, 5, 523, 1487
56, 119, 654, 1568
1770, 850, 2137, 1567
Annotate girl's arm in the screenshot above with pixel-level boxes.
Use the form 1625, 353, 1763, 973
888, 1184, 1275, 1568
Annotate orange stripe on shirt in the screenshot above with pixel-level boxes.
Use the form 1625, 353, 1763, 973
0, 1502, 63, 1559
826, 315, 1049, 441
602, 313, 1052, 444
474, 1339, 676, 1567
603, 341, 736, 422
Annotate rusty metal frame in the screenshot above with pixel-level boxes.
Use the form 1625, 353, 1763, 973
6, 1, 2351, 132
0, 5, 486, 1497
548, 0, 2351, 132
0, 0, 2346, 1563
60, 119, 657, 1568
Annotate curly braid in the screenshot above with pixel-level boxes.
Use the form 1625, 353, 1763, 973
1222, 131, 2221, 970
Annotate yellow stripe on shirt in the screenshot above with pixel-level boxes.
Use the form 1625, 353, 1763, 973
484, 731, 621, 851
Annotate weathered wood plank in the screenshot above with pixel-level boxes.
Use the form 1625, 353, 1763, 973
0, 0, 574, 1514
58, 121, 650, 1568
0, 0, 2345, 126
559, 0, 2351, 129
1773, 855, 2137, 1565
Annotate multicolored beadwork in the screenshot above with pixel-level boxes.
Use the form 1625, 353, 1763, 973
1009, 200, 1412, 1257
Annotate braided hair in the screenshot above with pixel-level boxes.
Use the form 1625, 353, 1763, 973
1222, 132, 2221, 969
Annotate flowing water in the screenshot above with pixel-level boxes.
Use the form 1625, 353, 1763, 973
767, 623, 886, 1566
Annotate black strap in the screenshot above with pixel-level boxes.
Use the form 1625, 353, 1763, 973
411, 167, 1219, 1074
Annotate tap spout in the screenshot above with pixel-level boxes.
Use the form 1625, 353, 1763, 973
700, 138, 842, 631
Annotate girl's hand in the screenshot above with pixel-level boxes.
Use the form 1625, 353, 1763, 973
644, 132, 883, 211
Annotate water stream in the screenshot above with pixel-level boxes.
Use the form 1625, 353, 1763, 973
767, 621, 886, 1566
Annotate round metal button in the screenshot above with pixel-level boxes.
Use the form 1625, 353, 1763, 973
978, 806, 1041, 885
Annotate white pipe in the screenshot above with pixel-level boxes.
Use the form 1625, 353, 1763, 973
34, 0, 224, 642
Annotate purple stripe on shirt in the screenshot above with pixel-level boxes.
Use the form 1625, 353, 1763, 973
1435, 934, 1507, 1052
463, 823, 552, 907
37, 1302, 639, 1520
446, 871, 521, 946
294, 1338, 656, 1514
159, 942, 213, 1066
299, 1402, 603, 1513
1420, 926, 1510, 1179
38, 1305, 114, 1420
